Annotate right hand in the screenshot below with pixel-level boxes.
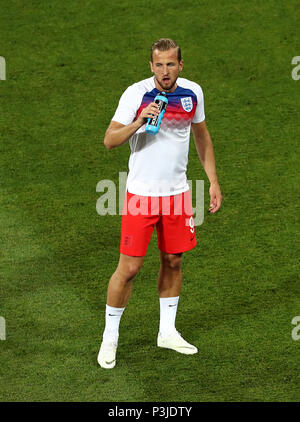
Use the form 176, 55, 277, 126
137, 102, 160, 126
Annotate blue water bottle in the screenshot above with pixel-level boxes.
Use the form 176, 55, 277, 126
145, 91, 168, 135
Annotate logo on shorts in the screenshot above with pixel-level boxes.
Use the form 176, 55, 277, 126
181, 97, 193, 112
124, 234, 133, 248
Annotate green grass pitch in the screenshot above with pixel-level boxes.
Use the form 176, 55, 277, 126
0, 0, 299, 402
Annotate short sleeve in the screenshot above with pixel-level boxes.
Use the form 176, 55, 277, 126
111, 85, 141, 126
192, 84, 205, 124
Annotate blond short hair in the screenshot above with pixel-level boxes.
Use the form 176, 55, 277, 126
150, 38, 181, 62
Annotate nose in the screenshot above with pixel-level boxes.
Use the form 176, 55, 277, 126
162, 65, 169, 75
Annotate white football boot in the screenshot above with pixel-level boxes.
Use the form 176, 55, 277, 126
97, 341, 118, 369
157, 330, 198, 355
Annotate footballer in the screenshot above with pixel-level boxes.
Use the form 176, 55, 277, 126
98, 38, 222, 369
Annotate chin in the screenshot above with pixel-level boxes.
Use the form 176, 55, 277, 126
161, 81, 175, 91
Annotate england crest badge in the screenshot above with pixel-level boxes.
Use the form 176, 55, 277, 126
181, 97, 193, 112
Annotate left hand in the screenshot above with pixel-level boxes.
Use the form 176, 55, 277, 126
209, 181, 222, 214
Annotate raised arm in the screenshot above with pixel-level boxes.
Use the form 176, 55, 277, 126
104, 120, 141, 150
104, 102, 160, 150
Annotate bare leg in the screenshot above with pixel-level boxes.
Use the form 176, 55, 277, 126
106, 253, 144, 308
98, 253, 145, 368
157, 251, 183, 298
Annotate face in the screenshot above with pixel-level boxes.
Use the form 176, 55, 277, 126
150, 48, 184, 92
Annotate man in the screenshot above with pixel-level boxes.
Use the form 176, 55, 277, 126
98, 38, 222, 369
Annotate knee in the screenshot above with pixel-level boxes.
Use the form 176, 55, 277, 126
117, 260, 143, 281
161, 253, 182, 271
126, 262, 142, 280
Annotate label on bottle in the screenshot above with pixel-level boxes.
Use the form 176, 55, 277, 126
150, 99, 167, 127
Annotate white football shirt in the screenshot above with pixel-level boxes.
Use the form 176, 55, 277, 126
112, 76, 205, 196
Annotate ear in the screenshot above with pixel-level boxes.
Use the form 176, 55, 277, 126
179, 60, 184, 72
149, 61, 154, 73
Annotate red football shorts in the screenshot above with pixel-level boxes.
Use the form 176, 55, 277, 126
120, 190, 197, 256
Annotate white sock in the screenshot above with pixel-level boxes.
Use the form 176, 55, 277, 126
103, 304, 125, 344
159, 296, 179, 336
